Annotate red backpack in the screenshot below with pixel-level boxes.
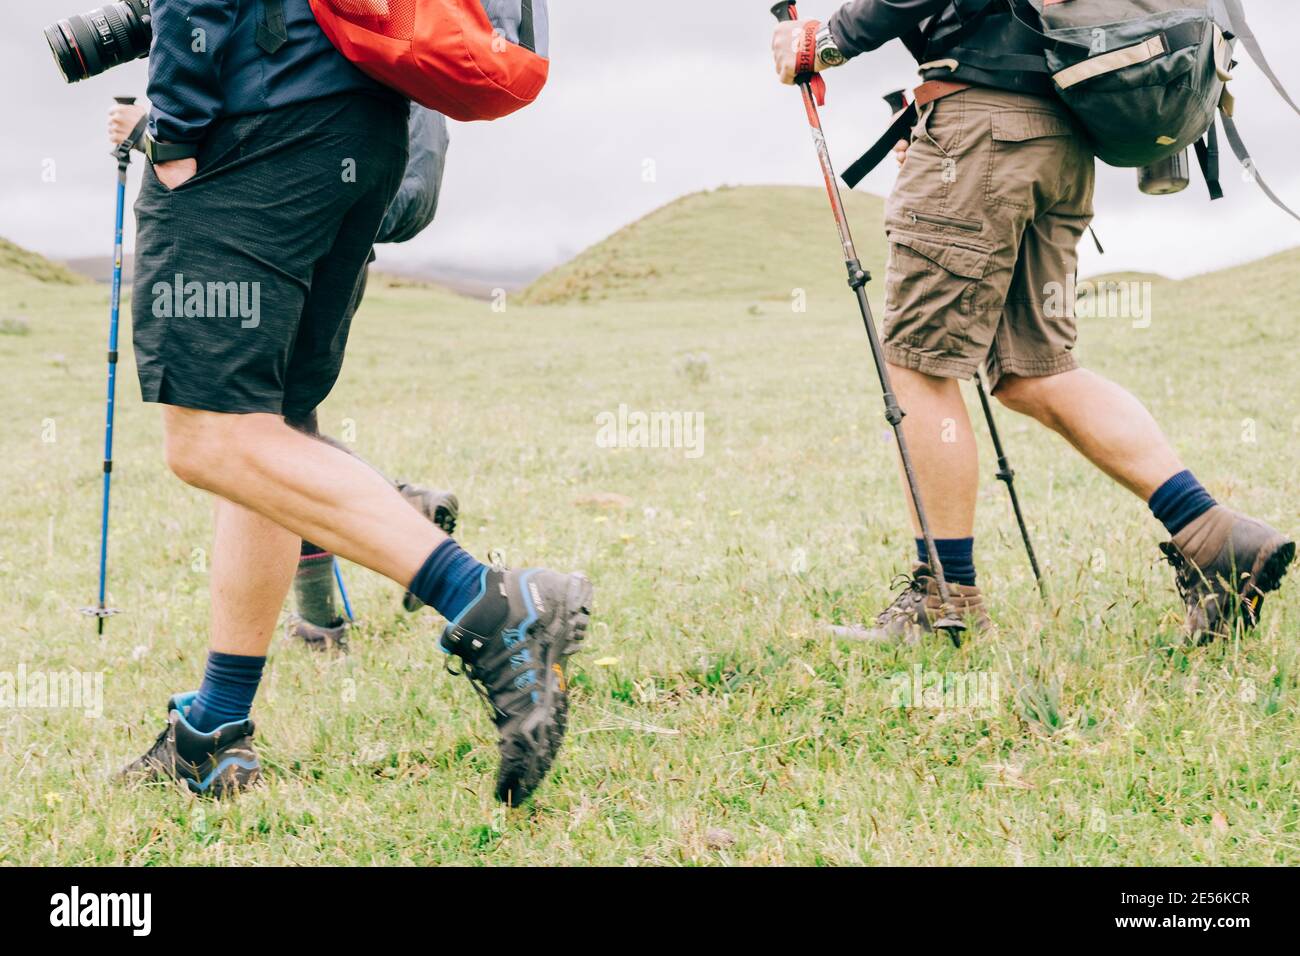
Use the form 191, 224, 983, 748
308, 0, 550, 122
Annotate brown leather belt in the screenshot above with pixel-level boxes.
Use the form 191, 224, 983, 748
913, 79, 972, 109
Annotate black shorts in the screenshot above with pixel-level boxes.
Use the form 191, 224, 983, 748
131, 91, 407, 420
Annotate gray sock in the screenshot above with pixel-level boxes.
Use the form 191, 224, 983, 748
295, 543, 339, 627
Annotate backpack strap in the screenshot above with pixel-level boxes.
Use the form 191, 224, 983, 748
1193, 122, 1223, 202
842, 81, 971, 189
256, 0, 288, 55
842, 101, 918, 189
944, 48, 1051, 75
1216, 0, 1300, 222
900, 26, 929, 62
1222, 0, 1300, 118
1219, 112, 1300, 224
1002, 0, 1092, 56
519, 0, 537, 54
925, 0, 1006, 52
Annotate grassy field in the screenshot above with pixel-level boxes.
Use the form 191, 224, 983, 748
1, 186, 1297, 865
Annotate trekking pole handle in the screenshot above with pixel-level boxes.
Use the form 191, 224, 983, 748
111, 97, 147, 163
771, 2, 796, 23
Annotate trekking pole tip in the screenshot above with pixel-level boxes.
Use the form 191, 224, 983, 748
935, 612, 967, 648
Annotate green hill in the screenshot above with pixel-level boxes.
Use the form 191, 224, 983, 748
523, 185, 1300, 317
0, 237, 87, 285
522, 185, 888, 305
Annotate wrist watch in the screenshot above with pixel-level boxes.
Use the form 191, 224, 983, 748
142, 133, 199, 164
815, 26, 847, 70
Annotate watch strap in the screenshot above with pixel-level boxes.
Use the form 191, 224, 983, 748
144, 134, 200, 164
815, 25, 846, 70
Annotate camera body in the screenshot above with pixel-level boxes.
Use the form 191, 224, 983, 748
46, 0, 152, 84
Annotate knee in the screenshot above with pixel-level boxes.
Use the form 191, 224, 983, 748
162, 409, 216, 487
161, 408, 256, 489
993, 374, 1050, 417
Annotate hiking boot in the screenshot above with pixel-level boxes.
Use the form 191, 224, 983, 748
829, 564, 991, 644
286, 615, 350, 652
399, 484, 460, 611
1160, 505, 1294, 643
441, 567, 593, 805
120, 692, 260, 797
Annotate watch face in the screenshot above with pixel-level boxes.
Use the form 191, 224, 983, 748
819, 44, 846, 67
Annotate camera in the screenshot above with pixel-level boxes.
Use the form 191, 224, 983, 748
45, 0, 152, 84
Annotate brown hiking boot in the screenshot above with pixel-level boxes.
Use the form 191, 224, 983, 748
1161, 505, 1294, 643
829, 564, 992, 644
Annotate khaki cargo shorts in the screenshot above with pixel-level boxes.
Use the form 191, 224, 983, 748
882, 86, 1096, 390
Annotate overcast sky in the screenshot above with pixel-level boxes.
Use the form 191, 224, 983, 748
3, 0, 1299, 282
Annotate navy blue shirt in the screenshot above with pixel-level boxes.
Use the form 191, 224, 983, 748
828, 0, 948, 57
147, 0, 394, 144
828, 0, 1052, 95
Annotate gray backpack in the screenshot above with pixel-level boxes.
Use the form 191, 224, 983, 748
1032, 0, 1233, 167
846, 1, 1300, 220
1019, 0, 1299, 218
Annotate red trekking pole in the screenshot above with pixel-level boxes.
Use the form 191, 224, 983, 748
770, 1, 965, 641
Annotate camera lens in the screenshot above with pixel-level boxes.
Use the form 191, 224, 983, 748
43, 0, 151, 84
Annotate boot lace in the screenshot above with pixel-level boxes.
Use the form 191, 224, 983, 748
876, 572, 929, 626
1161, 543, 1206, 606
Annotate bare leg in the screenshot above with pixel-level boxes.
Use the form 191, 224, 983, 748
209, 498, 300, 656
993, 368, 1184, 499
889, 363, 980, 539
163, 407, 445, 587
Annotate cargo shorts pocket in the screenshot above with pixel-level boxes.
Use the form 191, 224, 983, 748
986, 109, 1077, 208
884, 232, 993, 348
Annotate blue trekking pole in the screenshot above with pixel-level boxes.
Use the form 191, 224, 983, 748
333, 558, 356, 622
83, 96, 147, 634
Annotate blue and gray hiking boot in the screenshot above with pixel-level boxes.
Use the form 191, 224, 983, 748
400, 483, 460, 612
120, 692, 260, 797
441, 567, 593, 805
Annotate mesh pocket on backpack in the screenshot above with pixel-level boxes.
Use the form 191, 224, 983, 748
317, 0, 417, 41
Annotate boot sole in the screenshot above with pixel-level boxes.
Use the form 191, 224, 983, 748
432, 497, 459, 536
1237, 537, 1296, 633
1252, 538, 1295, 596
554, 572, 594, 657
497, 573, 593, 805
